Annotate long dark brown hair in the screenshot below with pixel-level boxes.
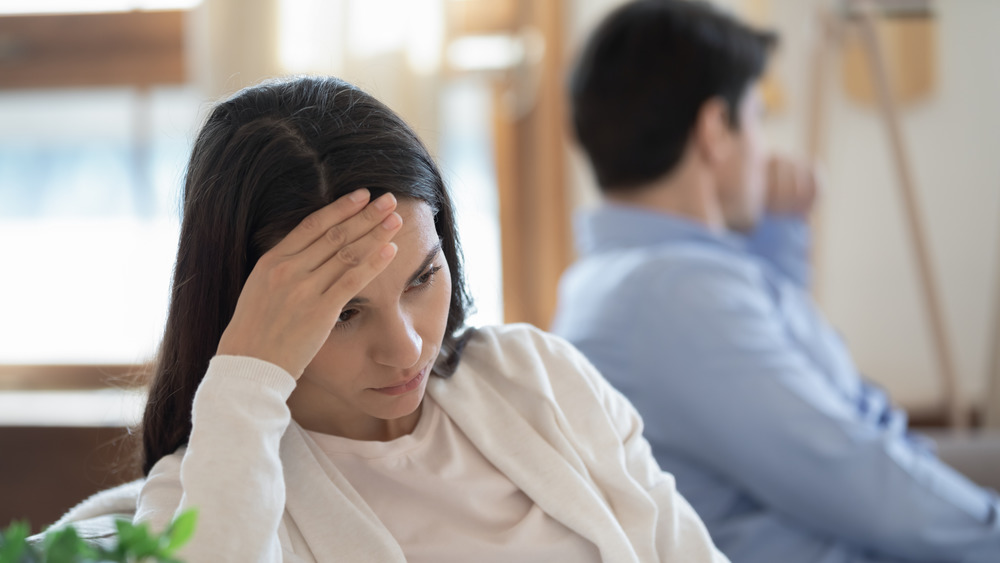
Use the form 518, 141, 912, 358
140, 76, 473, 475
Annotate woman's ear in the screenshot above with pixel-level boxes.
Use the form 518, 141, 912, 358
693, 97, 735, 165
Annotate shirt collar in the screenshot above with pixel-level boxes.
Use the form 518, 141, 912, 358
575, 202, 745, 255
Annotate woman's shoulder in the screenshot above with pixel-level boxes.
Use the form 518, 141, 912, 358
465, 323, 579, 362
134, 448, 186, 530
142, 448, 186, 490
458, 324, 600, 390
450, 325, 631, 437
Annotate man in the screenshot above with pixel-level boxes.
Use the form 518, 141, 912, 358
551, 1, 1000, 562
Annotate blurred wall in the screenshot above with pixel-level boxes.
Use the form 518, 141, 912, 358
565, 0, 1000, 414
0, 426, 137, 534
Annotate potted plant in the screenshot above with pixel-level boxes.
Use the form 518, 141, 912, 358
0, 510, 196, 563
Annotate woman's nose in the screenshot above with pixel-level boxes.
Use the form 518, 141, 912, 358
373, 309, 422, 368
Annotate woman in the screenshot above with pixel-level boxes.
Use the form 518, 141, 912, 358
134, 76, 727, 562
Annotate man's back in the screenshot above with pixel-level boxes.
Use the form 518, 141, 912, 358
552, 204, 1000, 562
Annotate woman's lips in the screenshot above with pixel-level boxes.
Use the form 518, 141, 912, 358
373, 367, 426, 396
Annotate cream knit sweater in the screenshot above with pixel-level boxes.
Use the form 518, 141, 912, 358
134, 324, 729, 562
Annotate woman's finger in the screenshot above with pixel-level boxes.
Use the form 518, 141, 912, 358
298, 193, 399, 272
270, 188, 372, 256
320, 242, 399, 310
312, 211, 403, 294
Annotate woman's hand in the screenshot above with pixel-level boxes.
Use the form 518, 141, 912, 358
216, 189, 402, 379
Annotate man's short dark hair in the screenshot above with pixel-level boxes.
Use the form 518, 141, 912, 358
570, 0, 777, 192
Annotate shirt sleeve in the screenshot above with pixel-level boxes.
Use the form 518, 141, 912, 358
744, 214, 812, 289
550, 335, 732, 563
134, 355, 298, 563
642, 265, 1000, 562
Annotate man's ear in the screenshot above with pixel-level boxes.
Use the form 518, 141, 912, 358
693, 97, 734, 165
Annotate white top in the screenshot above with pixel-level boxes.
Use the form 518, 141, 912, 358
307, 394, 601, 562
135, 324, 729, 562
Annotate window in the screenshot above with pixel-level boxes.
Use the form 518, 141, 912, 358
0, 86, 201, 364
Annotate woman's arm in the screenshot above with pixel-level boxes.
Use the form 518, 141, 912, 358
136, 356, 296, 562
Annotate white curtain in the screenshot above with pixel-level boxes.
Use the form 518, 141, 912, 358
187, 0, 444, 154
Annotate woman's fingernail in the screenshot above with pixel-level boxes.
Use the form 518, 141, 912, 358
381, 213, 402, 230
374, 193, 396, 211
380, 243, 398, 259
348, 188, 369, 203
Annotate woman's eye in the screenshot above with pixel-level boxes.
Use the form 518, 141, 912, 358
409, 265, 442, 290
337, 309, 358, 323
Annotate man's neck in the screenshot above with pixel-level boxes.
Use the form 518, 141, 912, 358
605, 160, 726, 234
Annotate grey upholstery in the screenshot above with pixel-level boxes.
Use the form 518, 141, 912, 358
27, 514, 129, 551
26, 478, 142, 550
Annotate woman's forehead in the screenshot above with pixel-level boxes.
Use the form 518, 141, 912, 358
360, 199, 442, 294
395, 199, 438, 250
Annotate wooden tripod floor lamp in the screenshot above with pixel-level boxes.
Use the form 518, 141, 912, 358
804, 0, 976, 428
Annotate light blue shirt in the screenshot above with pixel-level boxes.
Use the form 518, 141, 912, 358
551, 203, 1000, 563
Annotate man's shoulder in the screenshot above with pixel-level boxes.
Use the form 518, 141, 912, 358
576, 240, 767, 295
555, 241, 779, 351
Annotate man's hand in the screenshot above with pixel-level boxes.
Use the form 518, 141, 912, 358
766, 155, 821, 217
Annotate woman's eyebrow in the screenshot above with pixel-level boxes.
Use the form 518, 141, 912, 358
344, 295, 369, 307
406, 241, 443, 286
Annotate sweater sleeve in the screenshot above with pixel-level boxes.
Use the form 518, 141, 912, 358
544, 333, 731, 563
135, 355, 297, 563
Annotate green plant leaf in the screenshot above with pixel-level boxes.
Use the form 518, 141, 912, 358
2, 509, 198, 563
113, 521, 159, 560
0, 521, 30, 563
161, 511, 197, 554
112, 519, 134, 547
92, 542, 126, 563
41, 526, 97, 563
